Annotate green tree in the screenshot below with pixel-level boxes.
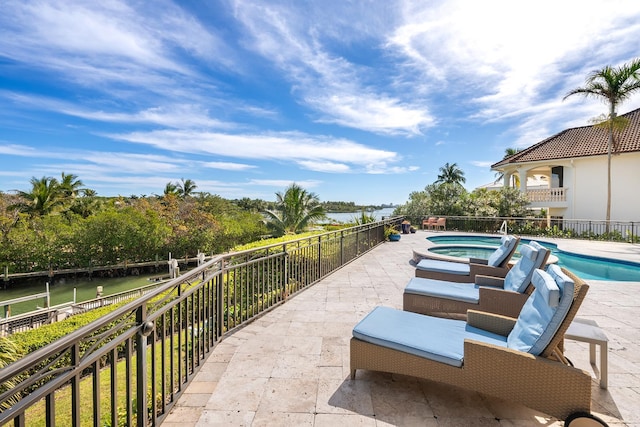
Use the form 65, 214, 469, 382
177, 178, 197, 198
426, 183, 467, 216
12, 176, 64, 216
495, 187, 531, 217
59, 172, 84, 199
262, 183, 326, 236
563, 58, 640, 224
163, 182, 179, 197
75, 207, 169, 266
393, 190, 430, 221
435, 162, 466, 186
465, 188, 500, 217
494, 148, 523, 187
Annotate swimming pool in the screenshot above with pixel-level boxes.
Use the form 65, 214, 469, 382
427, 235, 640, 282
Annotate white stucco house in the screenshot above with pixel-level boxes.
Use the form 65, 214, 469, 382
491, 107, 640, 223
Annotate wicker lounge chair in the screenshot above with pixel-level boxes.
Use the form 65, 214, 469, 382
415, 235, 520, 282
404, 241, 550, 319
351, 266, 598, 423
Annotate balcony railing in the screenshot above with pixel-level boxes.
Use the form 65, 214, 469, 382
526, 187, 566, 203
0, 217, 401, 427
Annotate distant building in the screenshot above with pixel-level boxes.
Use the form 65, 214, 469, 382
491, 107, 640, 222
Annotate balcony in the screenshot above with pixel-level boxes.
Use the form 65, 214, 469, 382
526, 187, 569, 209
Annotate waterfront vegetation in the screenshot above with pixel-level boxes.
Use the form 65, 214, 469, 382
0, 220, 392, 425
0, 177, 375, 280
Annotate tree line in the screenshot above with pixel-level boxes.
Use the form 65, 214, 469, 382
0, 174, 268, 275
393, 162, 533, 221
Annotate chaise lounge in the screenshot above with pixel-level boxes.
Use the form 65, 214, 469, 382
415, 235, 520, 282
351, 265, 601, 423
404, 241, 550, 319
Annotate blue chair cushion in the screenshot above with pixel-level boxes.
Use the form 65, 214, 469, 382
507, 267, 573, 355
404, 277, 479, 303
502, 243, 545, 293
416, 259, 470, 276
487, 235, 518, 267
528, 241, 551, 271
352, 306, 507, 367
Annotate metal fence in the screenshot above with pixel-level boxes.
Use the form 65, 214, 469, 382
407, 215, 638, 243
0, 218, 399, 427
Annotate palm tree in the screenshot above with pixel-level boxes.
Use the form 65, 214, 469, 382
13, 176, 64, 216
59, 172, 84, 199
494, 148, 523, 187
563, 58, 640, 224
262, 183, 326, 236
435, 162, 466, 186
177, 178, 197, 198
164, 182, 179, 197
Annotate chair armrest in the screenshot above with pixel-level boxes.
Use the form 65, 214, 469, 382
474, 275, 505, 288
478, 288, 530, 318
468, 257, 488, 265
469, 264, 509, 280
467, 309, 516, 336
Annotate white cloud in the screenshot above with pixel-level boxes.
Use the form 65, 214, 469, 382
296, 160, 350, 173
248, 179, 322, 189
107, 129, 400, 169
0, 1, 236, 103
201, 161, 257, 171
0, 144, 38, 156
470, 161, 494, 168
389, 0, 640, 144
232, 1, 435, 136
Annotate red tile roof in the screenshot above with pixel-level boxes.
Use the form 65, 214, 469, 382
492, 107, 640, 168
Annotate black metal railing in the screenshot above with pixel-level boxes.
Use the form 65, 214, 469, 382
406, 215, 638, 243
0, 217, 400, 427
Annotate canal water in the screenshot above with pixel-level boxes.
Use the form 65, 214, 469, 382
0, 272, 167, 316
325, 207, 396, 223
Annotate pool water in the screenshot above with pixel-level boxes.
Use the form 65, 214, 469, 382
427, 235, 640, 282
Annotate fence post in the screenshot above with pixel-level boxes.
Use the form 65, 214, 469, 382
340, 231, 344, 266
136, 304, 153, 427
45, 282, 50, 308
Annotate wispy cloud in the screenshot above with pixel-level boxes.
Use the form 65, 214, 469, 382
389, 0, 640, 139
248, 179, 322, 189
233, 2, 434, 136
201, 161, 257, 171
0, 0, 238, 112
107, 129, 401, 172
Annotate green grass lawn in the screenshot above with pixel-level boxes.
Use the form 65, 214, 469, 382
14, 337, 184, 427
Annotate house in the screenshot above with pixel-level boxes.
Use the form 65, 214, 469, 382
491, 107, 640, 222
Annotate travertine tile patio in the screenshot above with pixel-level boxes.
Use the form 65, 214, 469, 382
162, 231, 640, 426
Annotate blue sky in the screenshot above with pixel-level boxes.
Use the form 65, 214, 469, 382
2, 1, 640, 206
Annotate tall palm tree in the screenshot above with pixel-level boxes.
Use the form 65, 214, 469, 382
13, 176, 64, 216
262, 183, 326, 236
164, 182, 179, 197
59, 172, 84, 199
177, 178, 197, 198
435, 162, 466, 186
494, 148, 523, 187
563, 58, 640, 224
